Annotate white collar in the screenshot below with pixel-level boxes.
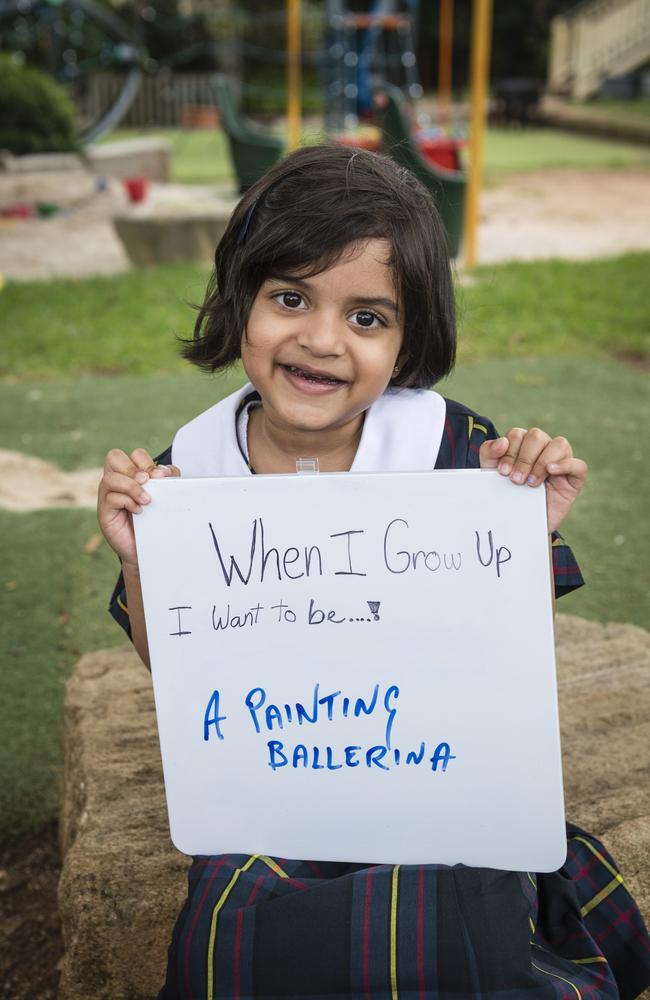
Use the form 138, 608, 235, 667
172, 383, 446, 477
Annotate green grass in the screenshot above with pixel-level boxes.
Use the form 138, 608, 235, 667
1, 256, 649, 844
0, 264, 209, 377
457, 254, 650, 362
1, 507, 124, 839
575, 97, 650, 123
483, 127, 650, 179
104, 127, 235, 186
101, 124, 650, 189
2, 255, 648, 379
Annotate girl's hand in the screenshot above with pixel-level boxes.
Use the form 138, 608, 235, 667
97, 448, 180, 566
479, 429, 587, 533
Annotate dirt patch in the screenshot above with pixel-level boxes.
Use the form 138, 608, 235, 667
478, 168, 650, 262
0, 451, 101, 512
0, 825, 63, 1000
1, 168, 649, 282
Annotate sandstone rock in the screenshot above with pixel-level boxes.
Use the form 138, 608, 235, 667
86, 138, 171, 183
58, 647, 189, 1000
113, 212, 230, 267
58, 614, 650, 999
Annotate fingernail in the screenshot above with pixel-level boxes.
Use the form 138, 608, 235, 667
512, 471, 524, 483
139, 492, 151, 504
134, 471, 149, 484
548, 463, 560, 473
499, 463, 511, 476
527, 475, 536, 485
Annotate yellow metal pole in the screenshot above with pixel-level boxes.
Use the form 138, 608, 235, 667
463, 0, 492, 267
438, 0, 454, 132
287, 0, 302, 151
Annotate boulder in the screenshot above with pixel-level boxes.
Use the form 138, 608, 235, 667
58, 614, 650, 999
85, 138, 171, 183
113, 212, 230, 267
58, 647, 188, 1000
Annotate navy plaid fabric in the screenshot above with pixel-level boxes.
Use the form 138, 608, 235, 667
156, 823, 649, 999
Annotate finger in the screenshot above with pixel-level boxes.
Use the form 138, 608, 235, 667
528, 437, 573, 485
104, 448, 153, 485
104, 448, 139, 476
547, 456, 587, 486
130, 448, 157, 473
103, 490, 143, 515
495, 428, 527, 476
478, 437, 509, 469
505, 428, 551, 484
149, 463, 181, 479
100, 471, 151, 506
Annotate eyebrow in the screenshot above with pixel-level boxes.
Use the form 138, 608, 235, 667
266, 274, 399, 315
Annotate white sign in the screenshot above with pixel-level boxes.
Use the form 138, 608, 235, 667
134, 470, 566, 871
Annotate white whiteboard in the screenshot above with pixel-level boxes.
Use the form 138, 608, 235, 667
134, 470, 566, 871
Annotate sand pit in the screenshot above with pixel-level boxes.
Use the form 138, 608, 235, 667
1, 168, 649, 282
0, 450, 101, 512
479, 168, 650, 262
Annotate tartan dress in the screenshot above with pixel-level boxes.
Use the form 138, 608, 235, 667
109, 397, 650, 999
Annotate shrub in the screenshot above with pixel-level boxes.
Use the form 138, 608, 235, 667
0, 56, 79, 155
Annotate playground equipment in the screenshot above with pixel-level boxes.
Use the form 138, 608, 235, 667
2, 0, 494, 267
377, 84, 465, 258
211, 75, 284, 192
464, 0, 492, 266
324, 0, 421, 132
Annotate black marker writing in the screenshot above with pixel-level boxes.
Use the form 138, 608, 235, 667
475, 530, 512, 578
168, 606, 192, 636
330, 529, 367, 577
209, 518, 323, 587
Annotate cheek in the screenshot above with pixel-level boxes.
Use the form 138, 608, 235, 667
242, 337, 277, 371
361, 337, 403, 378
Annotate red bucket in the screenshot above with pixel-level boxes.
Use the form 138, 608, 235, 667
123, 176, 150, 203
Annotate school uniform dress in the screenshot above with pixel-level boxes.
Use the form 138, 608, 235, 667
109, 386, 650, 1000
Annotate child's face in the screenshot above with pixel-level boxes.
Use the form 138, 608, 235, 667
241, 239, 403, 439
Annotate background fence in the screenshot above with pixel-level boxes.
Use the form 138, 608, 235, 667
74, 72, 225, 129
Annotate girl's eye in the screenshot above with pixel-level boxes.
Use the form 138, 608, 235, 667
275, 291, 306, 310
351, 310, 383, 329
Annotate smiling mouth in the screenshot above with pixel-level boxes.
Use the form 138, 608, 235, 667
281, 364, 345, 386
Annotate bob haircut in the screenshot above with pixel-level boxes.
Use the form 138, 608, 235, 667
183, 144, 456, 388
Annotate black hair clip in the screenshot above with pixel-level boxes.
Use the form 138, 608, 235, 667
237, 199, 258, 245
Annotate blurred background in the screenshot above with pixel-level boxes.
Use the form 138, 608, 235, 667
0, 1, 649, 994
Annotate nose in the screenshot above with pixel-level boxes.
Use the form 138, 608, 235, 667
295, 307, 345, 357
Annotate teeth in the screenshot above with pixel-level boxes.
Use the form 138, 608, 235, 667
286, 365, 340, 384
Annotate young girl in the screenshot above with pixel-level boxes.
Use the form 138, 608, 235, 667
98, 145, 650, 998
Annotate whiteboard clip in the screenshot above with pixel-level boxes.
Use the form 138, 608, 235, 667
296, 457, 319, 475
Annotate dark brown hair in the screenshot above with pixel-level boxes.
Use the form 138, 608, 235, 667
183, 144, 456, 388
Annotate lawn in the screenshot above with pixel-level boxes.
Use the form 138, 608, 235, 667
575, 97, 650, 123
482, 127, 650, 179
1, 255, 649, 844
2, 254, 648, 378
105, 127, 235, 186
